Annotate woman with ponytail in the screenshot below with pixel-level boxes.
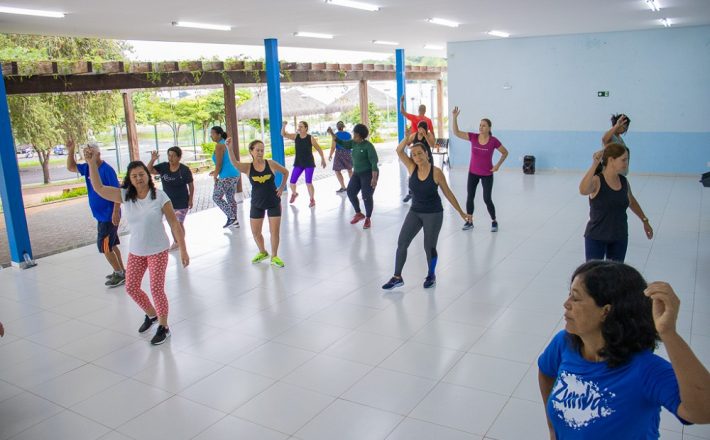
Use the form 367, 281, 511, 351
209, 126, 241, 228
579, 144, 653, 262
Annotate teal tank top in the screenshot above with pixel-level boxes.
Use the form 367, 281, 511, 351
212, 140, 240, 178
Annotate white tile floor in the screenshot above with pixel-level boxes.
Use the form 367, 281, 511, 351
1, 159, 708, 440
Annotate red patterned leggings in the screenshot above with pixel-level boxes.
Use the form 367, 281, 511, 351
126, 251, 169, 318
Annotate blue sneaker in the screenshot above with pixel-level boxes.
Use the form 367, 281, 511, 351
382, 276, 404, 290
423, 275, 436, 289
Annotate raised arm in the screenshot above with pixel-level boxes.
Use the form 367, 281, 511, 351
451, 107, 469, 141
602, 115, 626, 146
628, 183, 653, 239
268, 160, 289, 198
329, 135, 336, 161
645, 282, 710, 424
85, 149, 122, 203
400, 95, 412, 118
579, 150, 603, 196
396, 135, 416, 173
311, 136, 327, 168
281, 122, 297, 141
224, 137, 251, 174
425, 131, 437, 148
66, 139, 78, 173
147, 150, 160, 175
434, 167, 470, 223
326, 127, 353, 149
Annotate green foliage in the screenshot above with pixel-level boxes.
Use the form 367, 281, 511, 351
41, 187, 88, 203
342, 102, 382, 137
201, 142, 216, 156
1, 34, 127, 183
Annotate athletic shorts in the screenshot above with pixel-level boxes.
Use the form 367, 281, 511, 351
250, 204, 282, 219
97, 221, 120, 254
174, 208, 189, 223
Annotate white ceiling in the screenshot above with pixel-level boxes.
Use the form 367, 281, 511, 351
1, 0, 709, 58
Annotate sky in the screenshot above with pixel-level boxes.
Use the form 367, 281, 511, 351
126, 40, 392, 63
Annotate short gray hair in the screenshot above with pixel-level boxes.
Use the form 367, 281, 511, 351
86, 142, 100, 151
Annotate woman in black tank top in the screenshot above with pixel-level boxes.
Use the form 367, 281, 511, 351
579, 144, 653, 262
402, 121, 436, 204
225, 137, 290, 268
281, 121, 327, 207
382, 134, 471, 290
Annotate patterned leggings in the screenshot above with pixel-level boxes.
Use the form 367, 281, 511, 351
213, 177, 239, 219
126, 251, 169, 318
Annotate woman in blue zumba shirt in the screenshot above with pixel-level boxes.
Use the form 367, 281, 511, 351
538, 261, 710, 439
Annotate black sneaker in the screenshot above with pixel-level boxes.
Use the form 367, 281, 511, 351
336, 188, 347, 193
105, 273, 114, 280
223, 218, 235, 228
105, 273, 126, 288
151, 325, 170, 345
138, 315, 158, 333
462, 221, 474, 231
402, 193, 412, 203
382, 276, 404, 290
423, 275, 436, 289
230, 220, 240, 228
491, 221, 499, 232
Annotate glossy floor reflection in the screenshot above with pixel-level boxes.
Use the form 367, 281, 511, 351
1, 160, 708, 440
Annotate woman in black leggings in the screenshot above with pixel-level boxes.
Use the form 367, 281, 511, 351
382, 133, 470, 290
451, 106, 509, 232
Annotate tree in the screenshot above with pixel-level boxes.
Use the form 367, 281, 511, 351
342, 102, 382, 138
1, 34, 127, 183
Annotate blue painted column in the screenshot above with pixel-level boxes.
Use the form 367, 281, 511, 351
264, 38, 285, 187
0, 63, 33, 265
395, 49, 406, 142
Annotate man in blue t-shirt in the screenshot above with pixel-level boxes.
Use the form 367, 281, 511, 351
67, 141, 126, 287
328, 121, 353, 193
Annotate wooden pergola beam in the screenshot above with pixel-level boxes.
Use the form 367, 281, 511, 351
3, 64, 445, 95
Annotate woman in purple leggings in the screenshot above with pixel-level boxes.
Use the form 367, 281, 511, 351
281, 121, 326, 208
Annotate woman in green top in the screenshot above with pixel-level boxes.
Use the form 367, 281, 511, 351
327, 123, 379, 230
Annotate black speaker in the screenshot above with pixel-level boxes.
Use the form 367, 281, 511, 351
523, 155, 536, 175
701, 171, 710, 188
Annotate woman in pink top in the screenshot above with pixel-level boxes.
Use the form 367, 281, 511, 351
452, 106, 509, 232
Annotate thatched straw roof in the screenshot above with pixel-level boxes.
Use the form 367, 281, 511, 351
324, 86, 394, 114
237, 88, 326, 119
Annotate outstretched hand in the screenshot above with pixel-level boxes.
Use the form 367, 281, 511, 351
226, 136, 233, 147
452, 106, 461, 117
644, 282, 680, 337
150, 150, 159, 162
326, 127, 334, 136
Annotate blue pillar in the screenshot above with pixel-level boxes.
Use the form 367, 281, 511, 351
396, 49, 406, 142
0, 63, 33, 265
264, 38, 285, 187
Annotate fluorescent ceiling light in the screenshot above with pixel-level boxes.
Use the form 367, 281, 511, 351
0, 6, 65, 18
325, 0, 379, 12
427, 18, 459, 28
172, 21, 231, 31
424, 44, 444, 50
645, 0, 661, 11
372, 40, 398, 46
294, 32, 334, 39
488, 30, 510, 38
660, 18, 671, 27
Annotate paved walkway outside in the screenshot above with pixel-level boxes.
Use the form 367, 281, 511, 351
0, 144, 399, 266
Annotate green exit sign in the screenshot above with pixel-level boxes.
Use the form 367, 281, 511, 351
598, 91, 610, 97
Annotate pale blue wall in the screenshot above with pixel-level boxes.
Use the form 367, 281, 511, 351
447, 26, 710, 174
